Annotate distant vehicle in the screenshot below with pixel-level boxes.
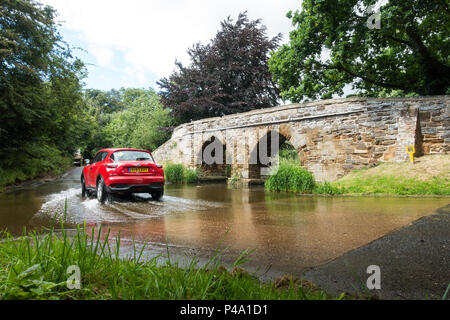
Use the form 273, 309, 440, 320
81, 148, 164, 203
73, 149, 82, 167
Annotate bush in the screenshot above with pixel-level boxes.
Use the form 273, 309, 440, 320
164, 164, 185, 183
184, 169, 198, 184
265, 160, 315, 193
164, 164, 200, 184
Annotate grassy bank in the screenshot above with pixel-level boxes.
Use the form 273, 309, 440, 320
0, 145, 72, 192
332, 155, 450, 196
0, 223, 337, 300
265, 155, 450, 196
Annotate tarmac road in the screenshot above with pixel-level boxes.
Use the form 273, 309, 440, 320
303, 205, 450, 300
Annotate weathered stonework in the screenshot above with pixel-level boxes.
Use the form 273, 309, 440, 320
153, 96, 449, 182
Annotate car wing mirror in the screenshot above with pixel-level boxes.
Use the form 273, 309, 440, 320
84, 159, 90, 165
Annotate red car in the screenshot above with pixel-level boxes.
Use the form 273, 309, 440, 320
81, 148, 164, 202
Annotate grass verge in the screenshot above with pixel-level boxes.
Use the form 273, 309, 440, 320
332, 175, 449, 196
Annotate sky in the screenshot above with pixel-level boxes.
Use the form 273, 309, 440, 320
39, 0, 302, 91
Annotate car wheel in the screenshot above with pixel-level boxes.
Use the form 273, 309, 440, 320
81, 175, 87, 197
97, 176, 108, 203
151, 190, 164, 201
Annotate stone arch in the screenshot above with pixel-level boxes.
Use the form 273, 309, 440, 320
196, 135, 229, 176
248, 128, 298, 179
290, 133, 309, 165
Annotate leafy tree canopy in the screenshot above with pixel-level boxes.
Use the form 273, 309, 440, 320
105, 88, 172, 152
83, 88, 173, 158
158, 12, 281, 124
0, 0, 87, 166
269, 0, 450, 102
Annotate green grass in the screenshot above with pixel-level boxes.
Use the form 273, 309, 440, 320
264, 160, 344, 195
270, 172, 449, 196
328, 155, 450, 196
164, 164, 185, 183
184, 169, 199, 184
265, 160, 316, 193
278, 149, 299, 162
333, 175, 450, 196
265, 156, 449, 196
0, 220, 337, 300
313, 182, 344, 195
165, 164, 199, 184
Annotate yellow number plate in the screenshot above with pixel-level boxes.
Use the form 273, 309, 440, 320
129, 167, 149, 173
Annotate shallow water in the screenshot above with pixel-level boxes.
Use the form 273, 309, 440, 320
0, 167, 448, 277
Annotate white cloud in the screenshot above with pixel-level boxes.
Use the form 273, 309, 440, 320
88, 45, 114, 67
41, 0, 300, 81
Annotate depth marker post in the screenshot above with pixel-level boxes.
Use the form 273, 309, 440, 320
406, 145, 415, 163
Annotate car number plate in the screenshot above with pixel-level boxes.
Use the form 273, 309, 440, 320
129, 167, 149, 173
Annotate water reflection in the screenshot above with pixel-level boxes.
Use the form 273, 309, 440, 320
115, 184, 447, 274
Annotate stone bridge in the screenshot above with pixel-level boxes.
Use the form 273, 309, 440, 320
153, 96, 449, 182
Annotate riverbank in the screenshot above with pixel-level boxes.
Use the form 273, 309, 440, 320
1, 166, 73, 194
0, 225, 343, 300
330, 155, 450, 196
0, 155, 72, 193
266, 155, 450, 196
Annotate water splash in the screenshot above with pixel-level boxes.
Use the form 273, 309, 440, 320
32, 187, 224, 226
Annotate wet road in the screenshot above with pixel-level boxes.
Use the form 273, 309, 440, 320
0, 167, 448, 281
304, 205, 450, 299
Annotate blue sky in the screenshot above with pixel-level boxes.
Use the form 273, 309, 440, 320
60, 28, 160, 90
40, 0, 301, 91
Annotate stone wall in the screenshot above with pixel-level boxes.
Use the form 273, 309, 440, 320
418, 102, 450, 154
153, 96, 449, 182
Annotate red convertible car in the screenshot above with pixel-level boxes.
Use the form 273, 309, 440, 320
81, 148, 164, 202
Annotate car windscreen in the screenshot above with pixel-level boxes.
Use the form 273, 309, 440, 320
111, 151, 154, 162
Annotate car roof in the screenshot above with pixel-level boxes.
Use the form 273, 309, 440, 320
98, 148, 151, 153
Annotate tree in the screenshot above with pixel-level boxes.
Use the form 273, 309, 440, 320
105, 88, 172, 151
83, 88, 172, 157
268, 0, 450, 102
0, 0, 87, 177
158, 12, 281, 124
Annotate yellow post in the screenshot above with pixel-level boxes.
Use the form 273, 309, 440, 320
406, 145, 415, 163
